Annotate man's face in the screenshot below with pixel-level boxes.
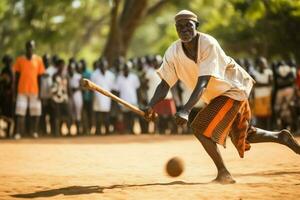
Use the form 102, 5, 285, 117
123, 66, 129, 77
175, 19, 197, 43
99, 60, 107, 73
25, 41, 35, 57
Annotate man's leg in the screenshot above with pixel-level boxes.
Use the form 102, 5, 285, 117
247, 127, 300, 154
98, 112, 105, 135
14, 94, 28, 139
29, 95, 42, 138
15, 116, 25, 139
31, 116, 40, 138
195, 134, 236, 184
95, 112, 101, 135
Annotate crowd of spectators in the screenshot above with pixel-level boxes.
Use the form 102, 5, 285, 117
0, 40, 300, 139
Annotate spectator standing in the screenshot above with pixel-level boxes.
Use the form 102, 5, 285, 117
291, 88, 300, 133
51, 59, 70, 136
91, 58, 115, 135
110, 57, 125, 133
145, 55, 176, 134
252, 57, 273, 130
136, 57, 149, 133
274, 61, 295, 129
68, 62, 83, 135
13, 40, 45, 139
296, 63, 300, 89
40, 54, 57, 135
116, 61, 140, 134
80, 59, 92, 135
0, 55, 14, 137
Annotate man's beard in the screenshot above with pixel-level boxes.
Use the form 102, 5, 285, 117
180, 32, 196, 43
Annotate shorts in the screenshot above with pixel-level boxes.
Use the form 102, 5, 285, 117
190, 96, 252, 158
15, 94, 42, 116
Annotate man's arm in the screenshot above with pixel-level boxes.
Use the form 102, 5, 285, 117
175, 75, 210, 125
38, 75, 43, 98
15, 72, 20, 98
144, 79, 170, 121
148, 79, 170, 107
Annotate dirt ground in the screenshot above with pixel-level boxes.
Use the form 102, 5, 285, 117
0, 134, 299, 200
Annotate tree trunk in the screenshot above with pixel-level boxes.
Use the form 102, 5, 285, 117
103, 0, 123, 65
103, 0, 148, 65
103, 0, 170, 65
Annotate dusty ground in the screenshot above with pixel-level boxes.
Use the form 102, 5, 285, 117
0, 134, 299, 200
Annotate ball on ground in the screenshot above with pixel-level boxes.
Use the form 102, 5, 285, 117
165, 157, 184, 177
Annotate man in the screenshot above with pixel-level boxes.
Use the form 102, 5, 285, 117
110, 56, 125, 133
116, 61, 140, 134
51, 59, 70, 136
136, 56, 150, 133
144, 10, 300, 184
252, 57, 273, 130
273, 61, 295, 129
14, 40, 45, 139
145, 55, 176, 134
91, 58, 115, 135
80, 59, 93, 135
0, 55, 14, 137
68, 60, 83, 135
40, 54, 57, 135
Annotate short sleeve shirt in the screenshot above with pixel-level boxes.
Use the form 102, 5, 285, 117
157, 32, 255, 104
91, 69, 116, 112
115, 73, 140, 106
13, 55, 45, 95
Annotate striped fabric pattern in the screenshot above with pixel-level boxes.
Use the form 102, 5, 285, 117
190, 96, 251, 158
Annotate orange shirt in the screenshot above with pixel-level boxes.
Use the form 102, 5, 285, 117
13, 54, 45, 95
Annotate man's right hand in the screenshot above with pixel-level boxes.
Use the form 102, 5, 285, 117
143, 106, 158, 122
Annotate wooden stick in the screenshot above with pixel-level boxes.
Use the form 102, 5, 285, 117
80, 78, 145, 117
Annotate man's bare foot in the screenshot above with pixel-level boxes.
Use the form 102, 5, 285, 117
279, 129, 300, 154
212, 169, 236, 184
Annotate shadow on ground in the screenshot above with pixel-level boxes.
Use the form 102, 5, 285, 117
235, 170, 300, 177
11, 181, 208, 198
11, 170, 300, 198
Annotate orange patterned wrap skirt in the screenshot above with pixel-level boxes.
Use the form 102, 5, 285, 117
190, 96, 252, 158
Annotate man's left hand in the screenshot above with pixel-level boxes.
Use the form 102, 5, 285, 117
175, 110, 190, 125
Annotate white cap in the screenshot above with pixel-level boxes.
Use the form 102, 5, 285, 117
175, 10, 198, 23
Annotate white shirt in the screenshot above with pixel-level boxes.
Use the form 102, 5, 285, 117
145, 67, 172, 102
40, 65, 57, 99
252, 68, 273, 98
157, 32, 255, 104
69, 73, 82, 89
91, 69, 115, 112
47, 65, 57, 80
116, 73, 140, 106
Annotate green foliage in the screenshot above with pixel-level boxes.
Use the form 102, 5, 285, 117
0, 0, 300, 64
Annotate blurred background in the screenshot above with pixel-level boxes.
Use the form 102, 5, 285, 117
0, 0, 300, 139
0, 0, 299, 64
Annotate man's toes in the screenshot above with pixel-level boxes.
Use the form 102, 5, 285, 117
279, 129, 300, 154
212, 174, 236, 184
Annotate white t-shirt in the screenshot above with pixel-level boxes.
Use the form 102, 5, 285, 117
145, 67, 172, 102
40, 65, 57, 99
69, 73, 82, 89
157, 32, 255, 104
252, 68, 273, 98
116, 73, 140, 106
91, 69, 115, 112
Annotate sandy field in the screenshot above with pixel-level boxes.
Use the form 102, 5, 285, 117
0, 134, 299, 200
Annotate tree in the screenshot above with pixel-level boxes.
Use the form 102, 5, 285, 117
103, 0, 170, 65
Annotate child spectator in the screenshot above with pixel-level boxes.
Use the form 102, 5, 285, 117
51, 59, 70, 136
